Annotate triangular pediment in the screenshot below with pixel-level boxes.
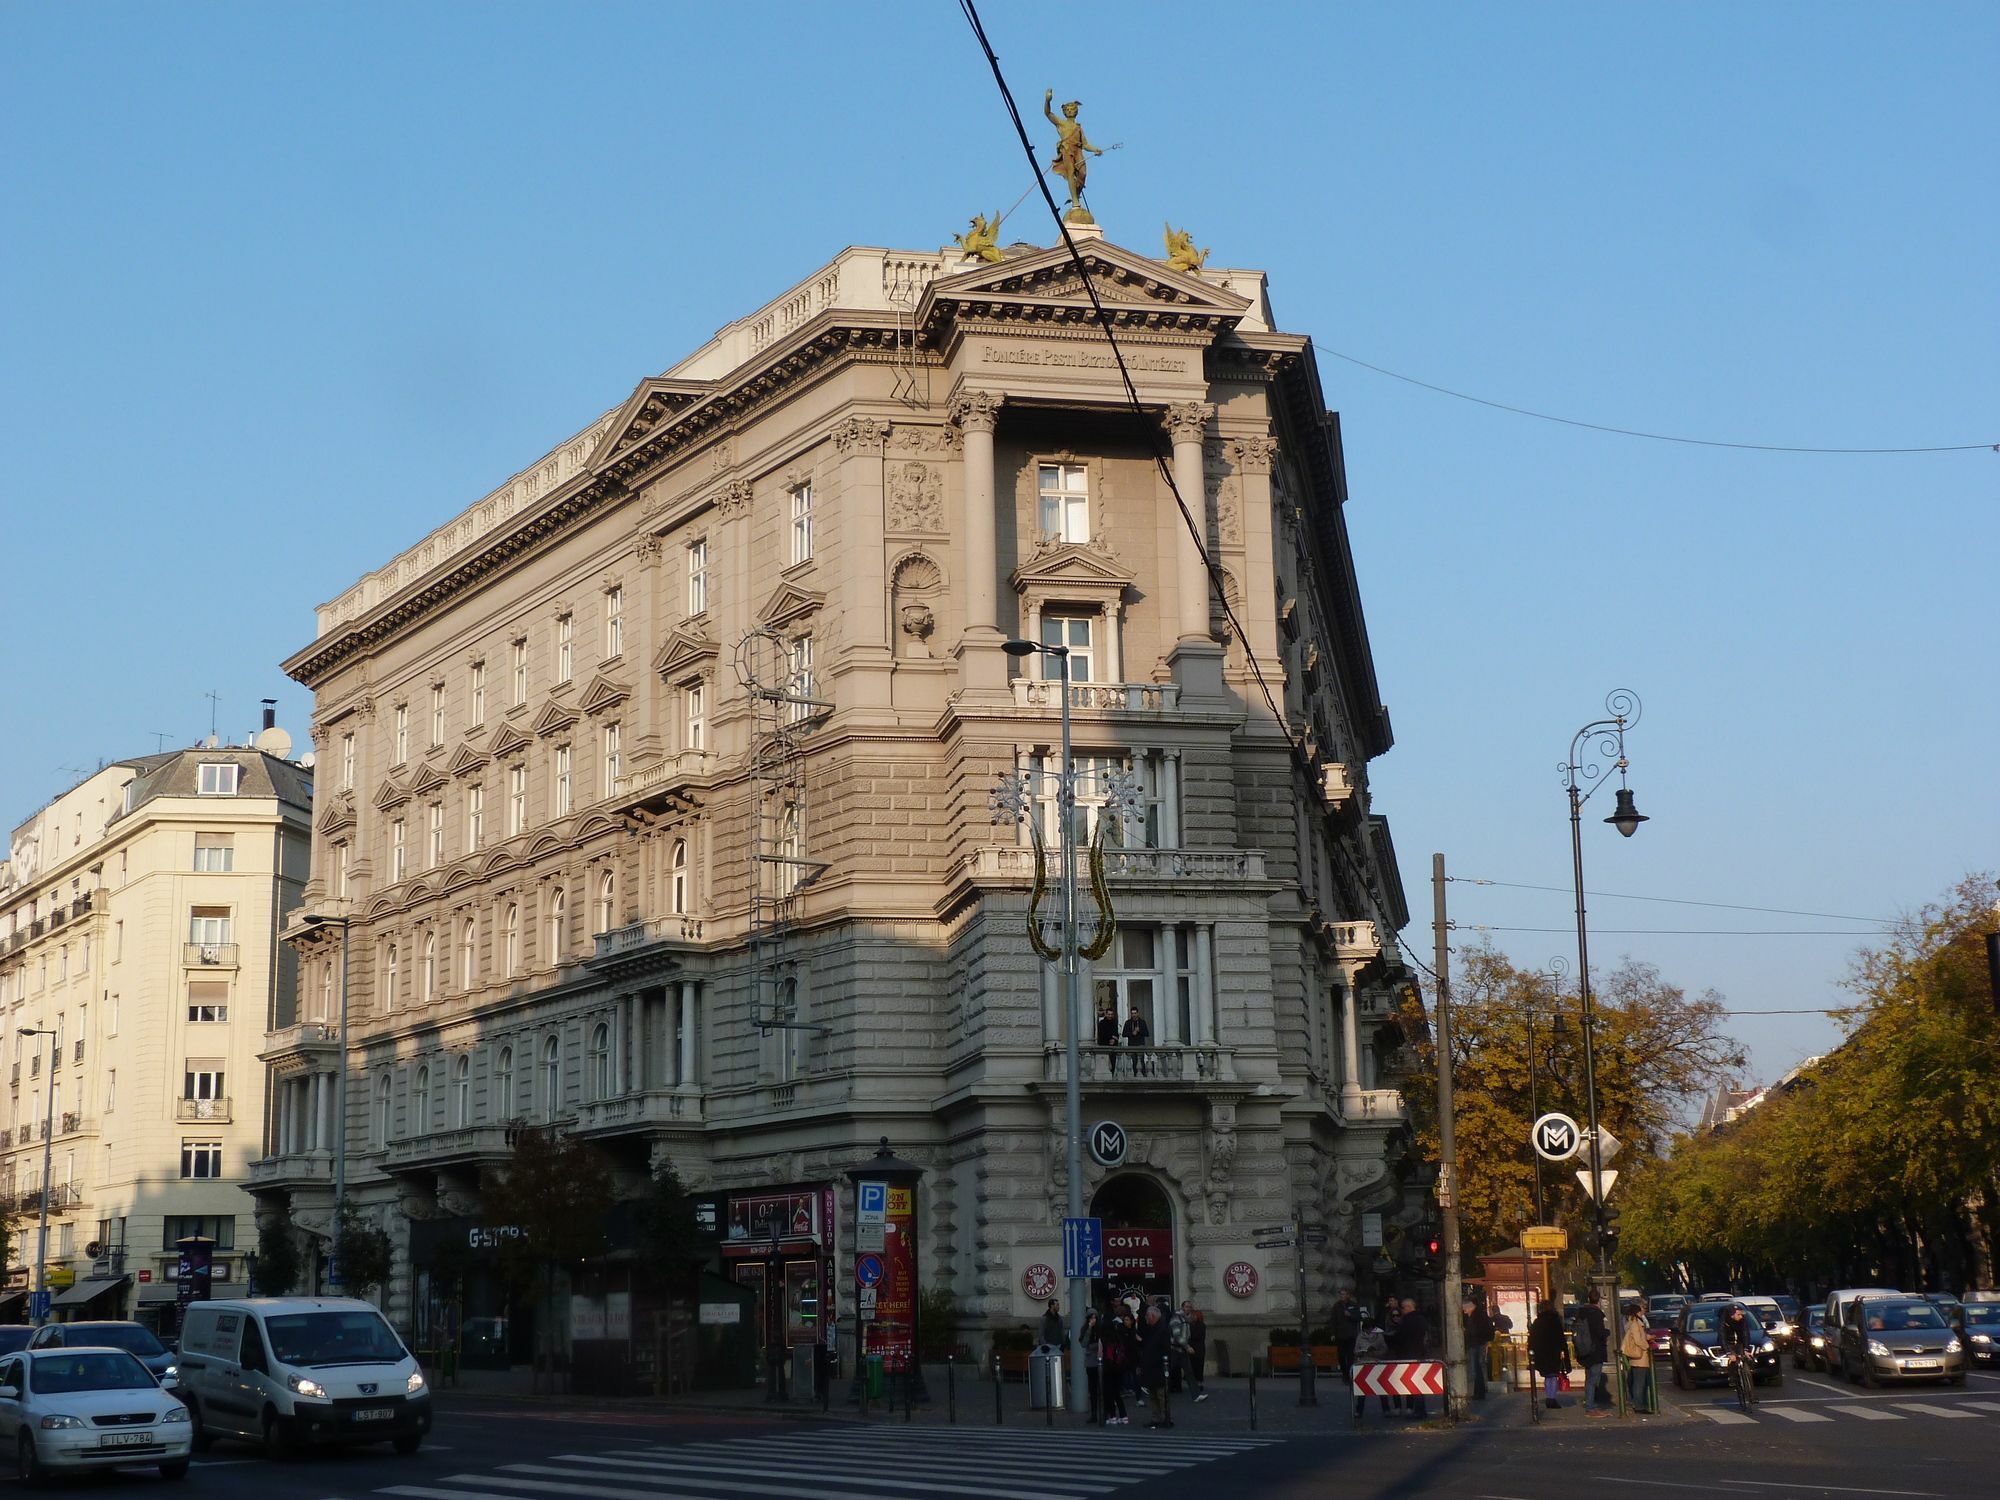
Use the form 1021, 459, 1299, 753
372, 777, 408, 811
487, 722, 532, 759
758, 581, 825, 631
406, 761, 449, 796
577, 673, 632, 717
316, 790, 358, 835
652, 628, 720, 682
531, 698, 580, 739
919, 241, 1251, 339
588, 376, 713, 467
1011, 540, 1137, 594
446, 743, 490, 778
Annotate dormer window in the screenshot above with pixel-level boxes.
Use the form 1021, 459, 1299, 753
196, 764, 240, 796
1038, 462, 1089, 543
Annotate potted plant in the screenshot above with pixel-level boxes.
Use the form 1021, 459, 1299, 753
1309, 1325, 1342, 1373
992, 1326, 1036, 1380
1267, 1326, 1302, 1373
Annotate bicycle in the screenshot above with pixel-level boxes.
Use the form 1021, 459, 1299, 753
1728, 1350, 1755, 1414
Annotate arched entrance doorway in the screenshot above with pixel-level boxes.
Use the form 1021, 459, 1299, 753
1090, 1174, 1176, 1301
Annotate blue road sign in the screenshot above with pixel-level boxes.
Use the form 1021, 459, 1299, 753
855, 1253, 885, 1288
1062, 1217, 1104, 1281
27, 1291, 50, 1320
858, 1182, 887, 1220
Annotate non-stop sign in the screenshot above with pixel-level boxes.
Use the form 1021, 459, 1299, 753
1531, 1111, 1582, 1162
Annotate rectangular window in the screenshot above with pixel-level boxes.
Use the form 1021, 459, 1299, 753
509, 764, 527, 834
105, 1069, 115, 1112
1039, 612, 1095, 682
427, 802, 444, 867
556, 613, 574, 683
604, 586, 623, 659
470, 661, 487, 724
113, 921, 123, 963
187, 982, 229, 1024
180, 1141, 223, 1180
340, 733, 356, 790
1038, 462, 1090, 542
162, 1215, 235, 1252
187, 907, 232, 946
466, 785, 484, 852
393, 705, 409, 764
196, 763, 240, 796
334, 841, 350, 897
684, 682, 706, 752
512, 639, 529, 705
554, 746, 573, 816
601, 723, 622, 793
183, 1066, 226, 1101
787, 635, 814, 724
790, 483, 813, 565
193, 834, 234, 873
686, 539, 708, 616
430, 683, 446, 747
390, 819, 407, 881
1093, 926, 1159, 1046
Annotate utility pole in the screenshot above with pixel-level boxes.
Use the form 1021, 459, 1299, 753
1432, 854, 1468, 1420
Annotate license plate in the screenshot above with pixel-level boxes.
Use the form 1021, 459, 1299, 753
351, 1407, 395, 1421
1903, 1359, 1942, 1369
99, 1431, 153, 1447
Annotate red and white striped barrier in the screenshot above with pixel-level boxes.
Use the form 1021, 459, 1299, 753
1353, 1360, 1445, 1397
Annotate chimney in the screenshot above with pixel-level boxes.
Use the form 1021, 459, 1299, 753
261, 699, 278, 732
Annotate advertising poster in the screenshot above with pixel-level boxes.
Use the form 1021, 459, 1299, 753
862, 1183, 916, 1371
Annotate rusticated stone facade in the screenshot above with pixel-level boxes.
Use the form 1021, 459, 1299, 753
260, 231, 1417, 1367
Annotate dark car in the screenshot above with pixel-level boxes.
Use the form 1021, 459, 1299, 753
1770, 1294, 1802, 1330
1963, 1302, 2000, 1368
1793, 1306, 1833, 1371
1646, 1316, 1677, 1365
0, 1327, 33, 1357
1837, 1296, 1965, 1387
1672, 1301, 1782, 1389
28, 1321, 178, 1388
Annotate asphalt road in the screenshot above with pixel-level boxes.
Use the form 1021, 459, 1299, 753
11, 1369, 1994, 1500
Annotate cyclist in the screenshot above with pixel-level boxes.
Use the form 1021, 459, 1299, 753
1719, 1302, 1761, 1400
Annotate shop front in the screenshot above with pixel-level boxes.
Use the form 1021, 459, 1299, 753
1090, 1175, 1177, 1305
713, 1183, 836, 1397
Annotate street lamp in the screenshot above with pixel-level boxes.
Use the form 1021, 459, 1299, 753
299, 912, 350, 1291
18, 1026, 57, 1326
1561, 690, 1646, 1291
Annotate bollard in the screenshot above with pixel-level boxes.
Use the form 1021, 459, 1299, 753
993, 1351, 1003, 1425
905, 1365, 914, 1423
821, 1346, 831, 1414
1249, 1368, 1257, 1432
948, 1353, 957, 1424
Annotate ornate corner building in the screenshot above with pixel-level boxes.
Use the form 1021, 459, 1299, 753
262, 232, 1417, 1368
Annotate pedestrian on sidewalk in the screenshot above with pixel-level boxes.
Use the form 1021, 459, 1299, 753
1039, 1299, 1065, 1352
1140, 1302, 1174, 1428
1081, 1308, 1104, 1424
1464, 1295, 1494, 1401
1331, 1288, 1361, 1384
1391, 1297, 1430, 1418
1101, 1310, 1133, 1425
1186, 1305, 1208, 1401
1351, 1317, 1391, 1420
1167, 1301, 1192, 1396
1621, 1302, 1654, 1415
1528, 1302, 1571, 1410
1577, 1291, 1613, 1414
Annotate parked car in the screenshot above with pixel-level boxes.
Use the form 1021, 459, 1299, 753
175, 1297, 430, 1457
27, 1323, 177, 1390
1672, 1301, 1782, 1389
1821, 1287, 1902, 1378
1793, 1306, 1834, 1371
0, 1346, 191, 1482
1962, 1301, 2000, 1367
1836, 1296, 1965, 1387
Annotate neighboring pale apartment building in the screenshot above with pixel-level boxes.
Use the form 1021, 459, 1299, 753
0, 722, 310, 1332
264, 225, 1415, 1372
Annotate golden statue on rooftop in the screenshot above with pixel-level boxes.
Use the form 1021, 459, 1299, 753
1044, 90, 1105, 223
1164, 224, 1209, 274
954, 211, 1005, 264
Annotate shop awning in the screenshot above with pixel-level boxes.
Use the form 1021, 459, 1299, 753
52, 1274, 130, 1309
0, 1288, 26, 1318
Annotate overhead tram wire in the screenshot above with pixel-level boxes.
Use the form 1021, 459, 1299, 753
1447, 875, 1894, 926
957, 4, 1331, 854
1457, 924, 1892, 937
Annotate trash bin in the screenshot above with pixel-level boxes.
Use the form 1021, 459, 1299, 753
792, 1345, 817, 1396
866, 1354, 886, 1399
1028, 1346, 1066, 1411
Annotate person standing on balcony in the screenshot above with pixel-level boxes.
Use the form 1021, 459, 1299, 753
1121, 1007, 1152, 1076
1097, 1001, 1119, 1069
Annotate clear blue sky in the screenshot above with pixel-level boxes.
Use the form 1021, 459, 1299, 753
4, 2, 1994, 1082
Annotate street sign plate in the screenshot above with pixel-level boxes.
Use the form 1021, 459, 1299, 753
1582, 1126, 1622, 1167
856, 1221, 886, 1253
1521, 1225, 1569, 1252
1301, 1232, 1330, 1244
1576, 1168, 1620, 1201
1254, 1239, 1294, 1250
27, 1291, 50, 1320
1360, 1212, 1384, 1248
858, 1182, 887, 1223
1252, 1226, 1288, 1237
1062, 1217, 1104, 1281
858, 1287, 877, 1314
1532, 1112, 1582, 1162
1088, 1120, 1128, 1169
855, 1253, 885, 1287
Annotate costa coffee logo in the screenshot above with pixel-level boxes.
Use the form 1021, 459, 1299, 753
1022, 1263, 1058, 1300
1223, 1261, 1259, 1299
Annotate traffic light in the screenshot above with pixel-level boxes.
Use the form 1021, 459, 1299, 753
1424, 1237, 1442, 1276
1599, 1203, 1622, 1255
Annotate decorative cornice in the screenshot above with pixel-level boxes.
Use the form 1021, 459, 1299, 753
947, 389, 1004, 435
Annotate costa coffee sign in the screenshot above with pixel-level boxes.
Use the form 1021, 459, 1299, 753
1022, 1263, 1058, 1300
1104, 1228, 1170, 1278
1223, 1261, 1258, 1298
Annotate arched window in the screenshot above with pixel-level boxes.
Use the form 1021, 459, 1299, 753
413, 1063, 432, 1134
421, 931, 437, 1003
541, 1035, 561, 1118
596, 869, 616, 934
545, 888, 566, 963
318, 962, 332, 1021
373, 1073, 392, 1146
588, 1022, 612, 1100
452, 1054, 471, 1127
459, 917, 476, 991
670, 840, 688, 915
383, 944, 399, 1013
503, 905, 520, 976
494, 1045, 514, 1120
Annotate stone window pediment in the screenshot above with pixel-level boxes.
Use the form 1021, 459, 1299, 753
405, 762, 449, 797
653, 628, 720, 683
371, 777, 408, 812
531, 699, 581, 739
486, 723, 532, 760
316, 791, 358, 836
577, 672, 632, 717
1010, 540, 1134, 601
758, 580, 825, 632
446, 744, 490, 779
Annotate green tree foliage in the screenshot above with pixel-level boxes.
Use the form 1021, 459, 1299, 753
1622, 875, 2000, 1290
1399, 944, 1745, 1265
476, 1126, 616, 1384
253, 1216, 301, 1296
335, 1210, 396, 1293
633, 1159, 705, 1290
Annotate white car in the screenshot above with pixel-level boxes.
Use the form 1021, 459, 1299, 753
0, 1346, 192, 1484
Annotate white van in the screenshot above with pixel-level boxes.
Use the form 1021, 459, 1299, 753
175, 1298, 430, 1457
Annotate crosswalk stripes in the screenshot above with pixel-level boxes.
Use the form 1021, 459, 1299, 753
1837, 1405, 1903, 1420
1761, 1407, 1832, 1423
1959, 1399, 2000, 1414
379, 1427, 1279, 1500
1893, 1401, 1978, 1418
1692, 1398, 2000, 1426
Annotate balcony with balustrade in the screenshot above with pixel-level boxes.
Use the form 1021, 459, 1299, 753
586, 915, 707, 979
1039, 1043, 1237, 1090
258, 1021, 342, 1070
608, 749, 717, 816
571, 1089, 706, 1140
961, 845, 1270, 892
183, 942, 240, 970
1008, 679, 1182, 716
248, 1152, 334, 1191
378, 1125, 515, 1175
175, 1097, 233, 1124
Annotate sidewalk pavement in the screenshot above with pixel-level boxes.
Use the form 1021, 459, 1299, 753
436, 1369, 1547, 1436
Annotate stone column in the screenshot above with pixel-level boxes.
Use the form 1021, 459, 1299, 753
1193, 924, 1215, 1043
1229, 435, 1282, 688
677, 982, 697, 1085
832, 418, 892, 708
1164, 402, 1225, 698
630, 992, 646, 1093
1339, 978, 1363, 1106
630, 530, 667, 760
948, 390, 1007, 692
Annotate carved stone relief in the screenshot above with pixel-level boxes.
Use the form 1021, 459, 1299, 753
885, 461, 945, 533
891, 552, 945, 658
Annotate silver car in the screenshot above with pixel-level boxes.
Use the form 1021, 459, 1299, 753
1839, 1296, 1966, 1386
